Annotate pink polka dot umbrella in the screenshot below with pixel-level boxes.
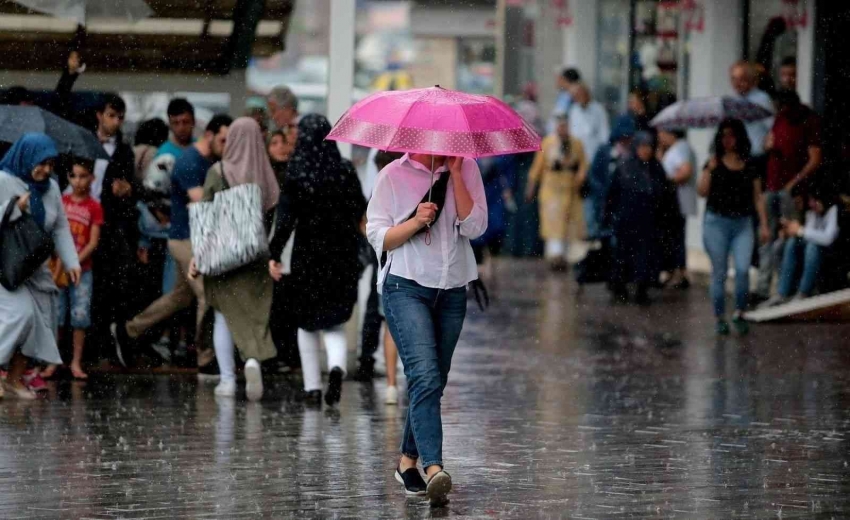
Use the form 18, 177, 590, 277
326, 86, 542, 159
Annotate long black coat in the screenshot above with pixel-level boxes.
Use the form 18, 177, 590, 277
269, 115, 366, 331
605, 157, 675, 284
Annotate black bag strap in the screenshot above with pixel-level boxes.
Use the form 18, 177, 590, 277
2, 196, 19, 228
408, 170, 451, 236
380, 170, 452, 268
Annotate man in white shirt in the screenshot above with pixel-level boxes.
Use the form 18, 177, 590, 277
730, 61, 774, 157
568, 83, 611, 166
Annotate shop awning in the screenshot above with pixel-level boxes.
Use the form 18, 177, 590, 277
0, 0, 294, 73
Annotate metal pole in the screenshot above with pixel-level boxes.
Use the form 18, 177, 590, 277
328, 0, 356, 159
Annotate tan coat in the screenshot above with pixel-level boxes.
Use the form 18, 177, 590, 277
529, 134, 588, 241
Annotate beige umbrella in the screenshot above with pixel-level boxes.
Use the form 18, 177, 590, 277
12, 0, 153, 25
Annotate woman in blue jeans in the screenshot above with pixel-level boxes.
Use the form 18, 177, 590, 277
366, 153, 487, 505
697, 119, 769, 335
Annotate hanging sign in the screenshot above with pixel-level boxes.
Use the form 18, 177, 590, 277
781, 0, 808, 29
551, 0, 573, 28
681, 0, 705, 33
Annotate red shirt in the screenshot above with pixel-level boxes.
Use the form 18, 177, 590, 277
62, 194, 104, 272
766, 106, 821, 192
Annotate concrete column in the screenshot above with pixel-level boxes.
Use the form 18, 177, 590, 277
328, 0, 356, 159
561, 0, 599, 94
535, 0, 566, 122
685, 0, 744, 249
796, 0, 815, 105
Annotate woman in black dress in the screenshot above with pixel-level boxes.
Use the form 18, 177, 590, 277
268, 114, 366, 407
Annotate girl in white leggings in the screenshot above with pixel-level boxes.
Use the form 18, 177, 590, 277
297, 327, 347, 405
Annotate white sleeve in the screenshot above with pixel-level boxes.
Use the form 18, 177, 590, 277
365, 170, 396, 260
456, 159, 488, 240
597, 105, 611, 144
803, 207, 839, 247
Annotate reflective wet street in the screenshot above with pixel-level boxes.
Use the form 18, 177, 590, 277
2, 259, 850, 519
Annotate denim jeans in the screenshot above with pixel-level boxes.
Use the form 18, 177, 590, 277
382, 274, 467, 469
584, 198, 600, 240
58, 270, 94, 329
757, 190, 794, 296
778, 237, 824, 297
703, 211, 755, 317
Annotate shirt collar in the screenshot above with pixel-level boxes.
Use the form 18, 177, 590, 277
400, 153, 449, 174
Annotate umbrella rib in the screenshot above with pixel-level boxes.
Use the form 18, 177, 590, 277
390, 89, 430, 153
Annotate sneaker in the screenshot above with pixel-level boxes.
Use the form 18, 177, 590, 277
325, 367, 343, 406
244, 358, 263, 402
425, 470, 452, 506
110, 322, 129, 368
22, 370, 48, 393
395, 466, 427, 496
716, 319, 731, 336
758, 296, 789, 309
214, 379, 237, 397
150, 338, 172, 363
385, 385, 399, 405
732, 313, 749, 336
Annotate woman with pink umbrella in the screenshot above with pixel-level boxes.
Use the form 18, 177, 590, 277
333, 86, 539, 505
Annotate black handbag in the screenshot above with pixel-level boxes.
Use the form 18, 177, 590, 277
0, 196, 55, 291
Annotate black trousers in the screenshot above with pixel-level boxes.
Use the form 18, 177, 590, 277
359, 256, 383, 369
270, 277, 301, 369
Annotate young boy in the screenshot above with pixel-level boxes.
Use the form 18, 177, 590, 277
46, 159, 103, 379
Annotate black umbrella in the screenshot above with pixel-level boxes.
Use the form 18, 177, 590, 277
0, 105, 108, 160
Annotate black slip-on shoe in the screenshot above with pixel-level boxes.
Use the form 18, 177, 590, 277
325, 367, 343, 406
303, 390, 322, 407
426, 470, 452, 507
394, 466, 427, 496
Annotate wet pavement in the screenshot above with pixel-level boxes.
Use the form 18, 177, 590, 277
2, 258, 850, 519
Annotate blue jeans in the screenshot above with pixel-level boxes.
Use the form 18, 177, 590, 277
584, 198, 600, 240
703, 212, 755, 317
778, 238, 823, 297
757, 190, 793, 296
382, 274, 467, 469
58, 270, 94, 329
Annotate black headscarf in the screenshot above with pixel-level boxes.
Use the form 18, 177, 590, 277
286, 114, 344, 197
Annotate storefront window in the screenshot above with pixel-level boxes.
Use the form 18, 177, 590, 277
632, 0, 682, 115
747, 0, 798, 94
456, 38, 496, 95
597, 0, 631, 116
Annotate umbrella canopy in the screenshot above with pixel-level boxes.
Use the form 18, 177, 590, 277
0, 105, 109, 160
11, 0, 152, 25
326, 86, 541, 158
650, 96, 774, 130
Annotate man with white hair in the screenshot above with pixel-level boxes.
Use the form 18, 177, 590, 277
267, 86, 299, 131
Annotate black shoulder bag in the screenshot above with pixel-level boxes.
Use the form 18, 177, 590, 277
0, 196, 55, 291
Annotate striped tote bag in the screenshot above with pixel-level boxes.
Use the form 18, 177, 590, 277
189, 183, 269, 276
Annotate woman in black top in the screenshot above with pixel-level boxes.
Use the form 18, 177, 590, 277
698, 118, 769, 335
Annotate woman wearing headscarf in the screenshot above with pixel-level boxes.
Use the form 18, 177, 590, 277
269, 114, 366, 408
0, 133, 81, 399
525, 114, 588, 270
605, 131, 675, 305
192, 117, 280, 401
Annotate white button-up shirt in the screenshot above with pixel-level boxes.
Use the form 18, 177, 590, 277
568, 101, 610, 163
738, 88, 774, 157
366, 154, 488, 291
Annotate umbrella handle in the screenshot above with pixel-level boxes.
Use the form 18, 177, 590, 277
425, 155, 434, 246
